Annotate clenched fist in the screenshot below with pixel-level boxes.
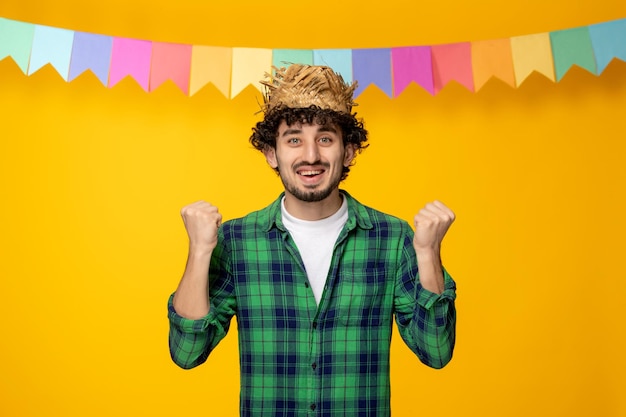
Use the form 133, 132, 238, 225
413, 200, 455, 254
180, 201, 222, 254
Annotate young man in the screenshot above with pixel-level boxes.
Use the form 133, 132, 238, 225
168, 64, 457, 416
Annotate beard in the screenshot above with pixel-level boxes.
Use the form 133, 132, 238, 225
277, 161, 342, 203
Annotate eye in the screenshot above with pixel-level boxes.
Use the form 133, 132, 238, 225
287, 137, 300, 144
318, 136, 332, 144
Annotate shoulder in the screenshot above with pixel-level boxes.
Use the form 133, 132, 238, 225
364, 206, 414, 242
364, 204, 408, 226
219, 198, 278, 240
345, 191, 413, 233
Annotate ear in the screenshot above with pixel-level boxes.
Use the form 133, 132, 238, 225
263, 146, 278, 169
343, 143, 356, 167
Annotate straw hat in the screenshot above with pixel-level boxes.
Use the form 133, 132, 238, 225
261, 64, 358, 114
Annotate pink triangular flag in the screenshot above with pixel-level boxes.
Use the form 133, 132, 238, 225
391, 46, 434, 96
431, 43, 474, 93
150, 42, 193, 94
109, 37, 152, 91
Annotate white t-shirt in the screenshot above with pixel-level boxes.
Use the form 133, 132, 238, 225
281, 197, 348, 305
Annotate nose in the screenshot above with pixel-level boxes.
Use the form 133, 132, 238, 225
302, 140, 320, 163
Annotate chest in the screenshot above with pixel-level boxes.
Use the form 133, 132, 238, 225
231, 230, 396, 329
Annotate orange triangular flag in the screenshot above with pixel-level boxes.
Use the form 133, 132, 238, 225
189, 46, 232, 97
471, 39, 516, 91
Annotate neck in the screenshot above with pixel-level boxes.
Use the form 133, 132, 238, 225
283, 189, 343, 221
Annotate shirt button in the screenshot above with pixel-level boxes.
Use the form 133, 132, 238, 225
310, 404, 316, 411
304, 282, 309, 288
312, 322, 317, 329
312, 362, 317, 370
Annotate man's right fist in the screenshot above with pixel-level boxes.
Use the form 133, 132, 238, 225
180, 201, 222, 253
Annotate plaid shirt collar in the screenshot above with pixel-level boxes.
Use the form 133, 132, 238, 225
262, 190, 374, 233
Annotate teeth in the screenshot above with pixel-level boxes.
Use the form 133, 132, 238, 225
299, 170, 322, 176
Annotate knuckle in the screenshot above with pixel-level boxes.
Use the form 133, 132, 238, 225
420, 218, 433, 227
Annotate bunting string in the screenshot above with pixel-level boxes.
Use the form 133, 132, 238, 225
1, 16, 626, 98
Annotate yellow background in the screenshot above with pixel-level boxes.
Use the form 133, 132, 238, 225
1, 1, 625, 416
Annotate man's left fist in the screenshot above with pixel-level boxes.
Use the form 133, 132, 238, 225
413, 201, 455, 254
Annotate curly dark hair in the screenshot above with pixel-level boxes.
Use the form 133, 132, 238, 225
250, 106, 369, 180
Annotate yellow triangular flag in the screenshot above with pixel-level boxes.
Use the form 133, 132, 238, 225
189, 46, 232, 97
231, 48, 273, 98
510, 33, 555, 86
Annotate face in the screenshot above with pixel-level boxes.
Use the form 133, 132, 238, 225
264, 120, 355, 203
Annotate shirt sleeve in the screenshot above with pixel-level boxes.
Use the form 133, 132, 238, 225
167, 232, 237, 370
393, 230, 457, 369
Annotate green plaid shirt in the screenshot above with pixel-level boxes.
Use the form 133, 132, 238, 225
168, 191, 456, 417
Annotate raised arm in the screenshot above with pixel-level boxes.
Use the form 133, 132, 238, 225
168, 201, 233, 370
172, 201, 222, 319
412, 200, 455, 295
395, 200, 457, 369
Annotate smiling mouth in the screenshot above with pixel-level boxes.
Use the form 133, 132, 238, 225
298, 170, 324, 177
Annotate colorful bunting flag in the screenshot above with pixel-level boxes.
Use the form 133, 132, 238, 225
28, 25, 74, 80
432, 43, 474, 93
69, 32, 113, 85
391, 46, 434, 96
231, 48, 272, 98
589, 18, 626, 74
510, 33, 555, 85
150, 42, 192, 94
352, 48, 393, 97
0, 18, 35, 74
313, 49, 353, 84
109, 38, 152, 91
273, 49, 313, 69
550, 27, 597, 81
1, 16, 625, 98
190, 46, 232, 97
471, 39, 516, 91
